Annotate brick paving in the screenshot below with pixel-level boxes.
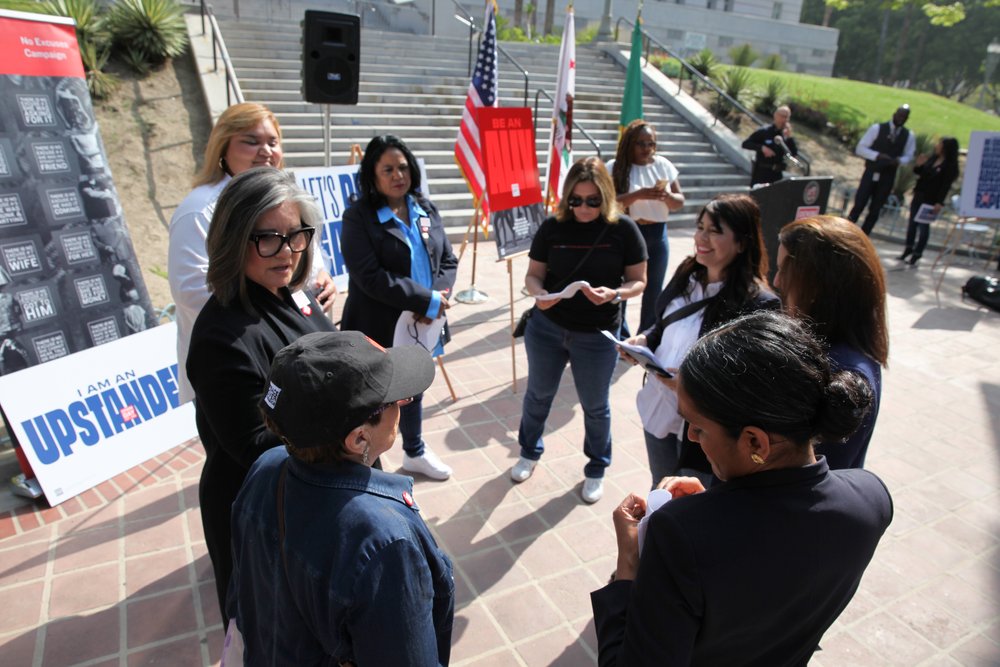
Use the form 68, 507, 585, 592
0, 228, 998, 666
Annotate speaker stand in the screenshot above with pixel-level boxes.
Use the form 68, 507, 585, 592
323, 105, 332, 167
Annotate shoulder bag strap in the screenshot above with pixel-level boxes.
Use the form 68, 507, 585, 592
658, 295, 717, 330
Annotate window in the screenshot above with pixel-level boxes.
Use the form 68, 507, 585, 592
707, 0, 716, 8
772, 2, 783, 19
724, 0, 734, 11
718, 36, 733, 47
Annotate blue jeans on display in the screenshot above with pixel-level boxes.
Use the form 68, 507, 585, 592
399, 393, 425, 457
518, 312, 619, 479
644, 430, 680, 489
620, 222, 667, 338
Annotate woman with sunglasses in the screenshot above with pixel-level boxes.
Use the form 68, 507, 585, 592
512, 157, 647, 503
593, 311, 892, 666
186, 167, 337, 624
608, 120, 685, 334
624, 195, 778, 488
340, 135, 458, 481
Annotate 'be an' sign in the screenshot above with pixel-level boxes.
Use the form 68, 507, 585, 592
479, 107, 542, 212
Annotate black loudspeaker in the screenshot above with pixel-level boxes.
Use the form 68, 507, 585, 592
302, 11, 360, 105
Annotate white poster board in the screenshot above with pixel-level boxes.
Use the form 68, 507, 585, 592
292, 160, 430, 292
959, 131, 1000, 218
0, 322, 196, 505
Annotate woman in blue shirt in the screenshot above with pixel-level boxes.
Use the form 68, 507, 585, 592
340, 135, 459, 480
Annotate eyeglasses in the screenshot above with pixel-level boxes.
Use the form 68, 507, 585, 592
567, 195, 603, 209
248, 226, 315, 258
636, 140, 657, 149
366, 397, 414, 421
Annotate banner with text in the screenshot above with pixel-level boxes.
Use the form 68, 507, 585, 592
959, 131, 1000, 218
0, 11, 158, 377
0, 322, 196, 505
478, 107, 545, 259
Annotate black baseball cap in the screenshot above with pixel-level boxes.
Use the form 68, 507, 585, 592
260, 331, 435, 448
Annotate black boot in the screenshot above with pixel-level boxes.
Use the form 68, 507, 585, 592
898, 248, 912, 261
907, 254, 921, 266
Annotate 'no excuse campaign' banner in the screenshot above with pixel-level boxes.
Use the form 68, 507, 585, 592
0, 11, 195, 505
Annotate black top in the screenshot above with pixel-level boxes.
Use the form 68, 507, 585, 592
866, 122, 910, 170
913, 159, 958, 205
741, 123, 798, 171
188, 281, 336, 471
529, 215, 647, 332
340, 196, 458, 347
591, 458, 893, 667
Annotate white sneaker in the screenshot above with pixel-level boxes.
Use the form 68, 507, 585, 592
581, 477, 604, 503
510, 457, 537, 483
401, 448, 452, 480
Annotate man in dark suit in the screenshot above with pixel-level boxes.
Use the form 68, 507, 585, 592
742, 105, 798, 186
849, 104, 916, 235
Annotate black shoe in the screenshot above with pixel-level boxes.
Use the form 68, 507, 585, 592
898, 248, 912, 261
907, 255, 920, 266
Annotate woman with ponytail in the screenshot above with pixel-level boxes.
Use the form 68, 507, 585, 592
592, 311, 893, 666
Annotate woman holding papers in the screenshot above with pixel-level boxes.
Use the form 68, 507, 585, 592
168, 103, 335, 402
512, 157, 647, 503
898, 137, 960, 266
592, 311, 892, 666
774, 215, 888, 469
608, 120, 685, 333
186, 168, 337, 625
625, 194, 777, 487
340, 135, 458, 481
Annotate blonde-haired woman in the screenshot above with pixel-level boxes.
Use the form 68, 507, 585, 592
168, 102, 335, 401
511, 157, 647, 503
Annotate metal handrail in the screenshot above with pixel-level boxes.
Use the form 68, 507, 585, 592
199, 1, 243, 106
613, 17, 810, 176
453, 0, 530, 106
533, 88, 602, 159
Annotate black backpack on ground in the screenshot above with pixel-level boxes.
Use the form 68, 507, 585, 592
962, 276, 1000, 313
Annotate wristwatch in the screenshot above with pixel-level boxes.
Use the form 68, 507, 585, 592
611, 290, 622, 304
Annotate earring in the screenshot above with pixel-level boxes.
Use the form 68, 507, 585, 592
362, 443, 370, 466
751, 453, 765, 465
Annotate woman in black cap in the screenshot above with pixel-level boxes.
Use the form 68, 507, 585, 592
229, 331, 454, 666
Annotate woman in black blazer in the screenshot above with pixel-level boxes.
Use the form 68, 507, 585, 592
899, 136, 960, 265
592, 311, 893, 666
340, 135, 458, 480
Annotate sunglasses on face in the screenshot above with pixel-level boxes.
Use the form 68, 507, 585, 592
248, 226, 315, 258
567, 195, 603, 209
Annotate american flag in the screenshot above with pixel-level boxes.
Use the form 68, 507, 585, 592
455, 2, 498, 224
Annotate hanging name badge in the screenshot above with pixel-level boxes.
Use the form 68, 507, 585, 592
418, 216, 431, 241
291, 289, 312, 316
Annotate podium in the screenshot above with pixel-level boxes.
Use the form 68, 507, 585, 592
749, 177, 834, 283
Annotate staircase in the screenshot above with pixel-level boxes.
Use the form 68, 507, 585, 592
217, 18, 749, 232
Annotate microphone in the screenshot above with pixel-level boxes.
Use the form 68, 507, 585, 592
774, 135, 803, 169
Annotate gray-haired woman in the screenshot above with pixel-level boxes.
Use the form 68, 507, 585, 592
186, 167, 337, 624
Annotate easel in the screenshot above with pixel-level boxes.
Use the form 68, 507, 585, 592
930, 217, 1000, 301
456, 200, 489, 304
333, 139, 459, 402
504, 250, 530, 393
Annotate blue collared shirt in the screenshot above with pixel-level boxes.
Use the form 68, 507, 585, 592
377, 195, 442, 319
229, 447, 455, 666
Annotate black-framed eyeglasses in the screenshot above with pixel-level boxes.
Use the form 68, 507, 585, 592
567, 195, 603, 209
248, 226, 315, 258
366, 397, 414, 421
636, 140, 656, 149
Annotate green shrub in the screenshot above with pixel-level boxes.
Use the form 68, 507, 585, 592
576, 22, 599, 44
714, 67, 753, 118
79, 39, 119, 99
41, 0, 109, 45
754, 77, 785, 116
787, 98, 829, 132
107, 0, 188, 64
728, 43, 758, 68
122, 46, 151, 75
687, 48, 718, 94
760, 53, 784, 71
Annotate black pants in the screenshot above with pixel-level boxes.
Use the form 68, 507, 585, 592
750, 161, 782, 187
849, 166, 897, 235
903, 193, 932, 260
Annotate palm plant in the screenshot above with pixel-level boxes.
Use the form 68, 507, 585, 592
106, 0, 188, 65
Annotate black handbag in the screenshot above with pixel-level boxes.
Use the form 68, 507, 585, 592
512, 225, 612, 339
962, 275, 1000, 313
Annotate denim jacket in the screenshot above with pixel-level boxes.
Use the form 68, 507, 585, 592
229, 447, 455, 666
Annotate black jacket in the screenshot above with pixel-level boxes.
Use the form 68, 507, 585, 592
591, 459, 893, 667
340, 196, 458, 347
